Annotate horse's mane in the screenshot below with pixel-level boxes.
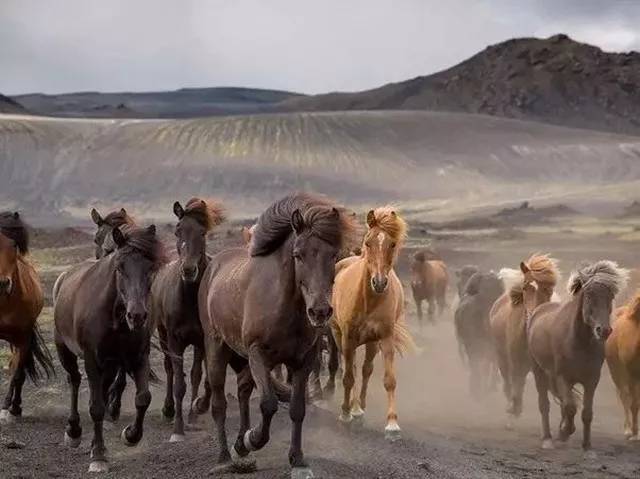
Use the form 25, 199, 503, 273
118, 225, 168, 267
0, 211, 29, 255
250, 192, 358, 256
567, 260, 629, 297
367, 206, 407, 243
525, 253, 560, 287
414, 251, 426, 263
624, 290, 640, 322
103, 209, 135, 228
183, 198, 226, 231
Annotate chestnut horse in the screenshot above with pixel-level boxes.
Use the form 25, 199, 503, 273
606, 289, 640, 440
53, 225, 166, 473
199, 193, 357, 477
410, 251, 448, 327
331, 207, 415, 440
529, 261, 628, 451
0, 212, 54, 423
489, 253, 559, 426
152, 198, 224, 442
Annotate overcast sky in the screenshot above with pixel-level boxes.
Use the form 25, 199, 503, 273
2, 0, 639, 95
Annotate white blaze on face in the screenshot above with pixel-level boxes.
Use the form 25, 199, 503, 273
377, 232, 385, 248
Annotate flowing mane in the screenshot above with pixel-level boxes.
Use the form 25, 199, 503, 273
0, 211, 29, 255
525, 253, 560, 287
183, 198, 226, 231
367, 206, 407, 243
250, 192, 358, 257
567, 260, 629, 296
118, 225, 168, 268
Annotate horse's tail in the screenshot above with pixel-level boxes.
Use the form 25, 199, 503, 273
52, 271, 67, 306
270, 374, 292, 403
24, 324, 55, 384
393, 317, 419, 356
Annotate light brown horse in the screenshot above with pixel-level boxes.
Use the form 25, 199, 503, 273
0, 212, 53, 423
606, 289, 640, 440
410, 251, 448, 327
331, 207, 415, 440
529, 261, 628, 451
489, 253, 559, 426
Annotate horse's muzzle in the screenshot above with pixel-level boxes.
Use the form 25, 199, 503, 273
181, 264, 199, 283
593, 325, 612, 341
126, 311, 148, 330
0, 277, 12, 296
307, 305, 333, 328
371, 275, 388, 294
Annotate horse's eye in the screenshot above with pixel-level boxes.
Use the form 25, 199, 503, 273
391, 242, 396, 248
365, 241, 371, 248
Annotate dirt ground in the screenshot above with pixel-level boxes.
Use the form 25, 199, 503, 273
2, 223, 640, 479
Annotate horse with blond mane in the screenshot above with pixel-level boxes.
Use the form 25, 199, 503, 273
489, 253, 559, 426
0, 212, 54, 424
330, 207, 415, 440
606, 288, 640, 440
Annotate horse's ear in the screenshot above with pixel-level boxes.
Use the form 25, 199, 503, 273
147, 224, 157, 235
12, 211, 19, 220
90, 208, 103, 226
112, 227, 126, 248
331, 207, 339, 218
366, 210, 376, 228
520, 262, 530, 274
291, 209, 305, 234
390, 210, 397, 217
120, 208, 127, 215
173, 201, 184, 219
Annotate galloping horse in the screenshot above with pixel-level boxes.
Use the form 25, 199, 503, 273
454, 270, 503, 397
0, 212, 54, 423
456, 265, 479, 298
529, 261, 628, 450
489, 254, 559, 425
410, 251, 448, 327
199, 193, 357, 477
331, 207, 415, 440
152, 198, 224, 442
91, 207, 135, 259
606, 288, 640, 440
53, 225, 166, 473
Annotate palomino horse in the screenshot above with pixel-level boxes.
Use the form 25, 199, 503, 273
454, 270, 503, 397
0, 212, 54, 423
331, 207, 415, 440
91, 207, 135, 259
410, 251, 448, 327
489, 254, 559, 426
606, 288, 640, 440
53, 225, 166, 473
152, 198, 224, 442
529, 261, 628, 450
199, 193, 357, 478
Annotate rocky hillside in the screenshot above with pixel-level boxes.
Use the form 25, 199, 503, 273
283, 35, 640, 135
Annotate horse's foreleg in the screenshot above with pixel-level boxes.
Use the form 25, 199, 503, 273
85, 356, 108, 472
106, 367, 126, 422
325, 328, 341, 397
244, 346, 278, 453
582, 382, 597, 451
557, 378, 577, 442
357, 341, 378, 415
121, 354, 152, 447
288, 353, 314, 473
232, 364, 254, 457
427, 299, 436, 323
169, 339, 187, 442
339, 341, 356, 423
159, 326, 175, 421
532, 365, 553, 449
208, 341, 233, 467
414, 296, 423, 329
380, 337, 400, 440
0, 342, 27, 420
56, 341, 82, 446
187, 345, 205, 423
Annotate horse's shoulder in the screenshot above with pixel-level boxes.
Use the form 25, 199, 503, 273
336, 256, 360, 276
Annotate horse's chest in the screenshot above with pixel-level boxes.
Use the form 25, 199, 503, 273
355, 313, 393, 345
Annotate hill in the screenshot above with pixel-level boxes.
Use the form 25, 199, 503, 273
0, 94, 25, 113
13, 87, 303, 118
282, 35, 640, 135
1, 110, 640, 223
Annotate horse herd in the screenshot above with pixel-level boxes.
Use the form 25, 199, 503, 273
0, 194, 640, 477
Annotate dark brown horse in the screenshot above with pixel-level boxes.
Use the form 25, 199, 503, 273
456, 265, 479, 299
152, 198, 224, 442
199, 193, 357, 477
528, 261, 628, 451
91, 207, 135, 259
0, 212, 54, 423
410, 251, 449, 327
53, 225, 166, 473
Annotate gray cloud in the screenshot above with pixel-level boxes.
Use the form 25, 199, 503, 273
1, 0, 639, 95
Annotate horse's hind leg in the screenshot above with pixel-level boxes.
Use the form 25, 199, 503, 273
427, 298, 436, 323
532, 365, 553, 449
207, 341, 234, 469
581, 382, 597, 451
187, 345, 205, 423
380, 337, 401, 441
630, 383, 640, 440
414, 296, 424, 330
288, 348, 316, 474
56, 341, 82, 447
159, 326, 175, 421
231, 360, 254, 458
121, 354, 152, 448
1, 343, 26, 421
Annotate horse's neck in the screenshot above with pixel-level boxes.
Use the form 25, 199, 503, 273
569, 291, 593, 344
13, 255, 41, 301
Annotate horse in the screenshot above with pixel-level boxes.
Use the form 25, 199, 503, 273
91, 207, 135, 259
454, 270, 503, 397
330, 207, 416, 441
456, 265, 479, 298
0, 212, 54, 423
410, 251, 448, 327
528, 261, 628, 451
605, 289, 640, 440
53, 224, 166, 473
489, 253, 559, 426
152, 198, 224, 442
198, 192, 357, 478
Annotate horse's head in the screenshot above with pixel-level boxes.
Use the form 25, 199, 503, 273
113, 225, 166, 331
568, 261, 629, 341
91, 207, 133, 259
519, 261, 555, 314
363, 208, 405, 294
0, 232, 17, 296
291, 207, 340, 328
456, 265, 479, 297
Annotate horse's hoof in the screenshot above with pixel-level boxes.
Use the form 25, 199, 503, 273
351, 412, 365, 428
64, 431, 81, 448
121, 426, 139, 447
384, 422, 402, 442
161, 407, 175, 423
0, 409, 17, 424
628, 435, 640, 442
291, 466, 315, 479
169, 433, 185, 443
541, 439, 554, 450
88, 461, 109, 473
338, 412, 352, 425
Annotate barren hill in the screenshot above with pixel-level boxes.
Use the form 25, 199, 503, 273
1, 110, 640, 223
0, 94, 25, 113
282, 35, 640, 135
